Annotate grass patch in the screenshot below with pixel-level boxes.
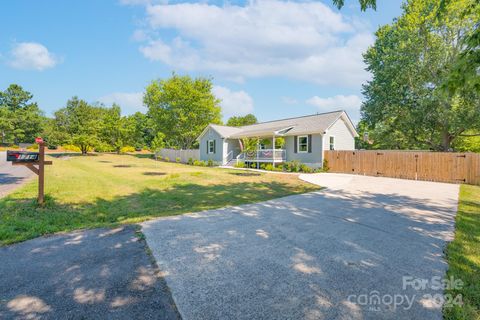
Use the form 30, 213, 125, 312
444, 184, 480, 319
0, 154, 317, 245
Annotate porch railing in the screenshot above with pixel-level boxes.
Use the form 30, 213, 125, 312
236, 149, 286, 163
223, 150, 234, 165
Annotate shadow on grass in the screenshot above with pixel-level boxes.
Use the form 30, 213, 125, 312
228, 172, 262, 177
0, 181, 313, 246
143, 172, 166, 176
48, 153, 84, 158
132, 154, 154, 159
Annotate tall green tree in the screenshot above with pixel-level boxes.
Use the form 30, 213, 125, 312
127, 112, 155, 149
144, 74, 222, 149
361, 0, 480, 151
42, 118, 68, 148
0, 84, 44, 144
441, 0, 480, 94
226, 114, 258, 127
100, 104, 135, 153
54, 97, 106, 154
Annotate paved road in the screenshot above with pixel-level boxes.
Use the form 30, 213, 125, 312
143, 174, 459, 320
0, 226, 180, 320
0, 151, 33, 197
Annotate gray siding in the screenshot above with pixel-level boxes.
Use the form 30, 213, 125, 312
285, 134, 323, 167
323, 118, 355, 151
199, 128, 224, 163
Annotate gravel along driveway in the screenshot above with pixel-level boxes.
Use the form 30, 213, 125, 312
142, 173, 459, 320
0, 151, 34, 197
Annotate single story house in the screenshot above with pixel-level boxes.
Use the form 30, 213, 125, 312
197, 110, 358, 167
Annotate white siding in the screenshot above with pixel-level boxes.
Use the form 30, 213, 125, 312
323, 118, 355, 151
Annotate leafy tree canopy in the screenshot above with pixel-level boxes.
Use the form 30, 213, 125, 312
360, 0, 480, 151
332, 0, 376, 11
144, 74, 222, 149
53, 97, 108, 154
226, 114, 258, 127
0, 84, 44, 144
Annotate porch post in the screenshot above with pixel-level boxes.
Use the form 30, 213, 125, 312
272, 135, 276, 165
256, 137, 260, 169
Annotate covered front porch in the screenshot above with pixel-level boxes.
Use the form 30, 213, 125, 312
234, 135, 287, 165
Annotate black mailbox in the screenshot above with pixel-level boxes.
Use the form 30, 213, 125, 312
6, 150, 39, 162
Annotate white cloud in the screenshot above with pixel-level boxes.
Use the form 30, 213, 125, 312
98, 92, 145, 115
131, 29, 149, 42
307, 94, 362, 122
281, 96, 299, 105
212, 85, 254, 119
9, 42, 59, 71
135, 0, 373, 87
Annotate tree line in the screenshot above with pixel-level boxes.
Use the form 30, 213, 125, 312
2, 0, 478, 153
0, 75, 258, 154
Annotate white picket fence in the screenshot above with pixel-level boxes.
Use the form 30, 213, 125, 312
156, 148, 199, 163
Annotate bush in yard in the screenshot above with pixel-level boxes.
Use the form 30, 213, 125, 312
27, 144, 39, 150
264, 164, 274, 171
284, 160, 301, 172
322, 159, 330, 172
187, 157, 194, 165
164, 157, 170, 162
62, 144, 82, 152
300, 164, 313, 173
95, 142, 115, 153
234, 162, 245, 168
156, 155, 163, 161
193, 160, 206, 166
176, 157, 181, 163
120, 146, 135, 153
207, 159, 214, 167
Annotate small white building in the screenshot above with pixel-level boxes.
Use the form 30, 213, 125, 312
197, 110, 358, 167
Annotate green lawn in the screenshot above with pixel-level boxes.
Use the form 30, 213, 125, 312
0, 154, 318, 245
444, 184, 480, 320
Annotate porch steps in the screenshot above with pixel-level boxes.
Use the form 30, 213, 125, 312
224, 159, 237, 167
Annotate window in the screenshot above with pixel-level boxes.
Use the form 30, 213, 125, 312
298, 136, 308, 153
208, 140, 215, 154
329, 136, 335, 150
259, 143, 266, 150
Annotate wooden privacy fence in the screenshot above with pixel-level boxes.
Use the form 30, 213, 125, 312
156, 148, 199, 163
324, 150, 480, 185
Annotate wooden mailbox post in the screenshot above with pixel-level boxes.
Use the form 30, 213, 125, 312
7, 138, 52, 205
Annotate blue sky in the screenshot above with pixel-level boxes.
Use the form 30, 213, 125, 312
0, 0, 403, 123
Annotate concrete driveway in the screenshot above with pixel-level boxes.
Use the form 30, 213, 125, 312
0, 226, 180, 320
142, 173, 459, 320
0, 151, 33, 197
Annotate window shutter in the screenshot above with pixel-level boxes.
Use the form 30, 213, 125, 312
213, 140, 216, 153
294, 136, 297, 153
206, 140, 209, 154
308, 135, 312, 153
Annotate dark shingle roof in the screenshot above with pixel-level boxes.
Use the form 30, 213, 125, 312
202, 110, 357, 139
